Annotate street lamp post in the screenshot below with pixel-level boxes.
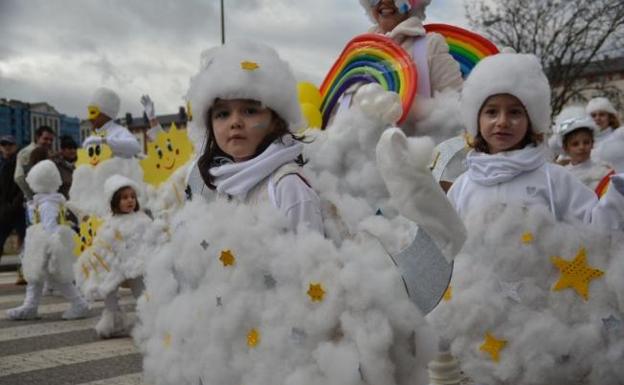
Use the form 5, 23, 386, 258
220, 0, 225, 45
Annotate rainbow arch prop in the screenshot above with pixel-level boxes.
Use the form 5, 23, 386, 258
595, 170, 615, 198
424, 23, 499, 79
319, 33, 418, 129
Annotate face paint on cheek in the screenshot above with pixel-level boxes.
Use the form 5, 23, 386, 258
251, 120, 271, 131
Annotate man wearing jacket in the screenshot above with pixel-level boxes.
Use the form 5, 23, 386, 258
0, 135, 26, 263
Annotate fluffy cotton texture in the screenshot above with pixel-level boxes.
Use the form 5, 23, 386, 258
358, 0, 432, 22
596, 127, 624, 173
89, 87, 121, 119
134, 87, 467, 384
74, 211, 168, 301
104, 174, 143, 209
69, 157, 144, 217
25, 159, 62, 194
22, 222, 75, 284
461, 53, 552, 137
586, 97, 618, 117
186, 41, 303, 151
144, 162, 192, 219
428, 204, 624, 385
409, 89, 464, 144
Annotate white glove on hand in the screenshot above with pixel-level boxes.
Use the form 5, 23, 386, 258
83, 135, 103, 148
376, 127, 466, 261
353, 83, 402, 126
141, 94, 156, 120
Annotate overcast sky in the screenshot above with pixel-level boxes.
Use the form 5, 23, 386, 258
0, 0, 467, 119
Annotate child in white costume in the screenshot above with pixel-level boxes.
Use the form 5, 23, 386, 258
448, 53, 624, 230
555, 115, 613, 191
7, 160, 89, 320
75, 175, 155, 338
586, 96, 622, 165
185, 41, 323, 233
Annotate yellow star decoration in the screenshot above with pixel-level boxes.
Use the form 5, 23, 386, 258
163, 332, 172, 348
551, 247, 604, 301
521, 231, 534, 245
241, 60, 259, 71
140, 123, 194, 186
479, 332, 507, 362
219, 249, 236, 267
247, 328, 260, 348
307, 282, 326, 302
114, 229, 123, 241
73, 215, 103, 256
443, 285, 453, 302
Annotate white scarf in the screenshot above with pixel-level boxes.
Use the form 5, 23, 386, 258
467, 146, 546, 186
210, 136, 303, 200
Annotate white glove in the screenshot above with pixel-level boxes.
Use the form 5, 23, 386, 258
141, 94, 156, 120
353, 83, 402, 126
82, 135, 104, 148
376, 127, 466, 261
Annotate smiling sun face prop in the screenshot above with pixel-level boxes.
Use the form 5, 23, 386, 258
73, 215, 104, 256
140, 123, 194, 186
76, 143, 113, 167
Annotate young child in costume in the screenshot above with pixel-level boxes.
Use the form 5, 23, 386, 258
555, 115, 613, 191
7, 160, 89, 320
185, 41, 323, 233
447, 53, 624, 230
75, 175, 153, 338
586, 96, 622, 165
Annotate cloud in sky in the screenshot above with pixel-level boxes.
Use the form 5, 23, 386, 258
0, 0, 467, 119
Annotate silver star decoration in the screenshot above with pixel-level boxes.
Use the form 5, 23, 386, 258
291, 327, 306, 344
216, 296, 223, 307
200, 240, 209, 250
499, 281, 522, 303
264, 274, 277, 289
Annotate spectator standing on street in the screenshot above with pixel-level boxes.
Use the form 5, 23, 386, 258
14, 126, 55, 201
52, 136, 78, 199
0, 135, 26, 265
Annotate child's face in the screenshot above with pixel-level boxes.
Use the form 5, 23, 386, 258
478, 94, 529, 154
371, 0, 410, 33
118, 187, 137, 214
211, 99, 275, 162
590, 110, 610, 130
563, 130, 593, 165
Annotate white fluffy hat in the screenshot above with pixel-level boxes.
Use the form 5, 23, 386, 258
89, 87, 121, 119
586, 97, 618, 116
359, 0, 431, 22
461, 53, 552, 138
104, 174, 142, 209
186, 41, 302, 147
26, 160, 62, 194
556, 116, 598, 148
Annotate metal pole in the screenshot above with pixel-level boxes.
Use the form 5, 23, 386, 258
220, 0, 225, 45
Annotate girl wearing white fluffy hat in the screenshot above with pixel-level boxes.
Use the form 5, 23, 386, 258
448, 53, 624, 230
186, 41, 323, 233
74, 174, 161, 338
7, 160, 89, 320
586, 96, 622, 165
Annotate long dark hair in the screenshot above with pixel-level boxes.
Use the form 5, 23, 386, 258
197, 107, 307, 189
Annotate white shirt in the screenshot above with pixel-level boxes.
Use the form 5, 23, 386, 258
32, 192, 66, 233
93, 120, 141, 158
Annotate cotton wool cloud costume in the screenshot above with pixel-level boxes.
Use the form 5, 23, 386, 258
7, 160, 89, 321
429, 53, 624, 385
135, 41, 467, 385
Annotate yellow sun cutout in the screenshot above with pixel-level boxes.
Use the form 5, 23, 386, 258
140, 123, 194, 186
73, 215, 103, 256
76, 143, 113, 167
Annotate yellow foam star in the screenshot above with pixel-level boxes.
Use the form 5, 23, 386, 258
163, 332, 172, 348
247, 328, 260, 348
479, 332, 507, 362
443, 285, 453, 302
241, 60, 259, 71
307, 282, 325, 302
551, 247, 604, 301
219, 249, 236, 267
521, 232, 534, 245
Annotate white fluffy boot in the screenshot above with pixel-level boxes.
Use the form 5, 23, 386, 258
7, 282, 43, 320
57, 282, 90, 320
376, 128, 467, 261
95, 290, 127, 338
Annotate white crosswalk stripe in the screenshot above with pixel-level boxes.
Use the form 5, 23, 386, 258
0, 276, 146, 385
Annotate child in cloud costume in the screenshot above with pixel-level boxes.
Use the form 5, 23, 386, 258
428, 53, 624, 385
135, 41, 466, 385
7, 160, 89, 320
75, 174, 167, 338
